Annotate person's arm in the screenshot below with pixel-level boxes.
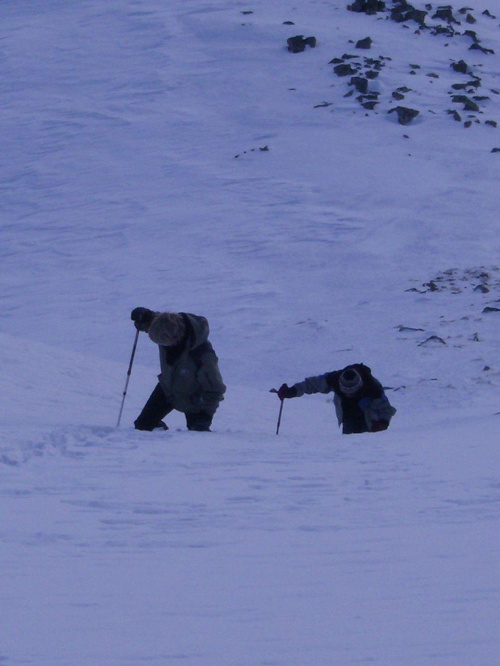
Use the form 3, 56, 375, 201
292, 373, 333, 397
196, 350, 227, 413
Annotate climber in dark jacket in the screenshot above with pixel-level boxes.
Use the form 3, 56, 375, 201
131, 308, 226, 432
275, 363, 396, 434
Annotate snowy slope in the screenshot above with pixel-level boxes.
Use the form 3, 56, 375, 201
1, 1, 500, 664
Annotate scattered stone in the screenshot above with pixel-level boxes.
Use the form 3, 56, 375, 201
287, 35, 317, 53
451, 59, 469, 74
389, 106, 420, 124
491, 147, 500, 152
452, 95, 480, 112
432, 6, 459, 23
450, 81, 478, 90
350, 76, 369, 94
393, 91, 406, 100
347, 0, 386, 15
356, 37, 373, 49
418, 335, 447, 346
483, 306, 500, 312
482, 9, 496, 18
365, 57, 383, 70
471, 43, 495, 55
485, 120, 497, 128
391, 1, 428, 26
334, 63, 358, 77
447, 109, 462, 121
464, 29, 479, 43
396, 325, 425, 332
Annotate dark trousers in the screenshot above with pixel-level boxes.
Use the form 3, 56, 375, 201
134, 383, 213, 432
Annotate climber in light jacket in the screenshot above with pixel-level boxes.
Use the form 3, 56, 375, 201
275, 363, 396, 434
131, 308, 226, 432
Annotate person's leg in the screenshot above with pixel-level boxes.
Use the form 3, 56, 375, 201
134, 383, 173, 431
185, 411, 213, 432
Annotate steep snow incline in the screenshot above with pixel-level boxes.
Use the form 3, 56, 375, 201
2, 407, 499, 665
1, 1, 500, 664
1, 0, 499, 387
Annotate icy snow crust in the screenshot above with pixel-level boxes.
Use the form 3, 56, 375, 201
1, 1, 500, 664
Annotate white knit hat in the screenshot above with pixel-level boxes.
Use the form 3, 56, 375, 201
148, 313, 186, 346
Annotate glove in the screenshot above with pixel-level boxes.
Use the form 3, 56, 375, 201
277, 383, 297, 400
370, 420, 389, 432
131, 307, 156, 332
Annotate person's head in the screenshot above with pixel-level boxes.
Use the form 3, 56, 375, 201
148, 313, 186, 347
339, 367, 363, 396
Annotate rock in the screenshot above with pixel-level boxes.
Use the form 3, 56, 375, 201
334, 63, 358, 77
469, 43, 495, 55
287, 35, 317, 53
451, 60, 469, 74
349, 76, 369, 93
396, 325, 425, 332
388, 106, 420, 124
391, 2, 428, 26
347, 0, 386, 15
356, 37, 373, 49
464, 30, 479, 43
432, 6, 458, 23
418, 335, 447, 346
452, 95, 480, 111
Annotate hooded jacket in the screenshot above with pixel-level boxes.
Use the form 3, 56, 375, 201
150, 312, 226, 415
292, 363, 396, 433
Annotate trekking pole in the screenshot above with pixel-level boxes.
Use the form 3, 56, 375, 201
270, 389, 284, 435
117, 329, 140, 427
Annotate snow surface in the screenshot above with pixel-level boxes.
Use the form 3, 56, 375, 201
1, 1, 500, 664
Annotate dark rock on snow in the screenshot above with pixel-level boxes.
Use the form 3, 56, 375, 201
388, 106, 420, 124
287, 35, 317, 53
